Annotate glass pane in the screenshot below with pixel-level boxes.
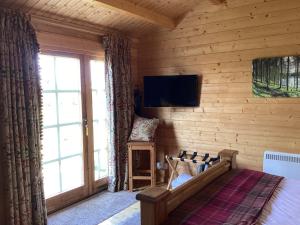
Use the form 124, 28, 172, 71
92, 90, 107, 120
42, 93, 57, 126
93, 121, 107, 150
42, 128, 59, 162
56, 56, 81, 90
94, 149, 108, 180
99, 149, 108, 178
39, 55, 55, 90
58, 93, 82, 124
90, 59, 108, 180
43, 162, 60, 198
60, 125, 83, 158
61, 156, 83, 192
94, 151, 100, 180
90, 60, 105, 90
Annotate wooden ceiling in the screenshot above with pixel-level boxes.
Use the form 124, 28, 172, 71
0, 0, 207, 37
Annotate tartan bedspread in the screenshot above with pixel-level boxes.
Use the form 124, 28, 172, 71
163, 169, 283, 225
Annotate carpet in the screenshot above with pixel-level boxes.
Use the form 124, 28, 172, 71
48, 191, 138, 225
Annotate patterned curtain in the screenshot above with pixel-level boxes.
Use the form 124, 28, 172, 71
0, 9, 47, 225
103, 34, 134, 192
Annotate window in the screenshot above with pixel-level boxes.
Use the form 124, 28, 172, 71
40, 55, 84, 198
39, 53, 108, 210
90, 60, 109, 180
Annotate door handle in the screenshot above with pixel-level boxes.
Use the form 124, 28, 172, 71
83, 119, 88, 136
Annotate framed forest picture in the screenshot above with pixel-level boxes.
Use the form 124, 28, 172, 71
252, 56, 300, 97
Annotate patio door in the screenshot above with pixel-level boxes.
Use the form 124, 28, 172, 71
39, 52, 109, 213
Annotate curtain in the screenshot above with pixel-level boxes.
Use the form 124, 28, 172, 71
103, 34, 134, 192
0, 9, 47, 225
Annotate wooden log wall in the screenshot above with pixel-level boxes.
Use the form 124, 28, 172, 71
137, 0, 300, 170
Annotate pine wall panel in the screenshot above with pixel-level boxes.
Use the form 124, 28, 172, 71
137, 0, 300, 170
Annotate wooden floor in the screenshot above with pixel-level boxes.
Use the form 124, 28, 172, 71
99, 202, 140, 225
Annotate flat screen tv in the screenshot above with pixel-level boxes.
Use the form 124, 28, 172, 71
144, 75, 199, 107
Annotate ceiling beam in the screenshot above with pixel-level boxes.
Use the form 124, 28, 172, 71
94, 0, 176, 29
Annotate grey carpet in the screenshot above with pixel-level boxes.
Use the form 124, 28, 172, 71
48, 191, 137, 225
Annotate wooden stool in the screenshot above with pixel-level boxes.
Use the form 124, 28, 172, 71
127, 141, 156, 192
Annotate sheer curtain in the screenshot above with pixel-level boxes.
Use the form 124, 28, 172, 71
103, 34, 134, 192
0, 9, 47, 225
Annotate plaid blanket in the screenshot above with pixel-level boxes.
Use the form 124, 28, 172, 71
164, 169, 283, 225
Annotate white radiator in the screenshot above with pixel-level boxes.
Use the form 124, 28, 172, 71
263, 151, 300, 180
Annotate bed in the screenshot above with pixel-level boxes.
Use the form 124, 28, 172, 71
136, 150, 300, 225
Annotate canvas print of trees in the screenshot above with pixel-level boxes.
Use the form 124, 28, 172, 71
253, 56, 300, 97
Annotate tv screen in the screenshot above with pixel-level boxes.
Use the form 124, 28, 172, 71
144, 75, 199, 107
